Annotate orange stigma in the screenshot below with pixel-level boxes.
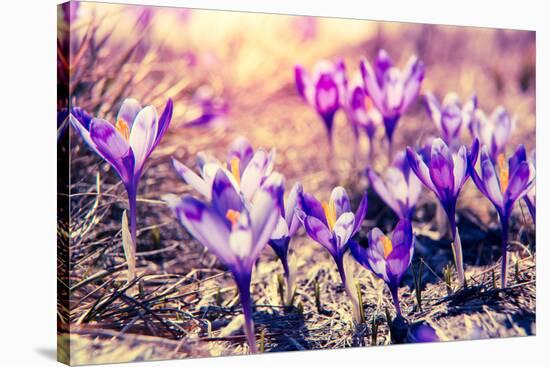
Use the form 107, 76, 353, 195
365, 96, 373, 110
322, 199, 337, 231
225, 209, 241, 229
116, 118, 130, 142
230, 157, 241, 186
380, 236, 393, 259
497, 153, 509, 192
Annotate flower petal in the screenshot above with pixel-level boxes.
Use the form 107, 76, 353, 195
424, 92, 442, 130
366, 227, 389, 282
89, 118, 135, 184
129, 106, 158, 174
294, 65, 314, 105
352, 191, 369, 236
505, 161, 533, 205
285, 182, 303, 235
171, 196, 234, 265
429, 138, 455, 198
117, 98, 142, 128
333, 212, 355, 252
211, 169, 244, 217
240, 150, 269, 202
453, 145, 468, 195
172, 158, 211, 199
480, 146, 504, 208
152, 98, 173, 151
367, 168, 400, 216
227, 136, 254, 175
299, 192, 327, 225
303, 215, 334, 255
360, 57, 384, 113
406, 147, 437, 193
249, 189, 280, 261
330, 186, 351, 218
401, 56, 425, 112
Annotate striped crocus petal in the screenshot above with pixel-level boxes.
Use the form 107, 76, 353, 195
129, 106, 158, 174
227, 136, 254, 175
360, 57, 384, 114
333, 212, 355, 252
330, 187, 351, 218
89, 118, 135, 185
285, 182, 303, 236
479, 146, 504, 209
428, 138, 455, 200
172, 158, 212, 199
365, 227, 390, 283
368, 168, 402, 218
374, 49, 393, 86
117, 98, 142, 130
211, 169, 244, 218
303, 215, 334, 256
385, 220, 414, 287
299, 192, 327, 225
400, 55, 424, 113
294, 65, 314, 105
170, 195, 235, 266
406, 147, 437, 194
248, 186, 282, 263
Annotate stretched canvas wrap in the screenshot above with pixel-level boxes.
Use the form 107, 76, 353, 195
57, 1, 536, 365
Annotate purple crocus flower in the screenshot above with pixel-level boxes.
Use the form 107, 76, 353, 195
269, 181, 303, 306
168, 170, 281, 353
524, 150, 536, 224
424, 92, 477, 150
172, 136, 275, 204
469, 144, 535, 288
360, 49, 425, 160
469, 106, 516, 162
70, 98, 173, 279
183, 86, 229, 128
406, 138, 479, 285
294, 59, 346, 147
344, 75, 382, 162
367, 150, 422, 220
298, 187, 368, 323
349, 219, 414, 316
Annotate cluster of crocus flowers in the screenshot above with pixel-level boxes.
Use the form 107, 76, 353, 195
298, 187, 368, 323
173, 137, 302, 302
406, 138, 479, 285
469, 105, 516, 162
167, 170, 282, 353
294, 59, 346, 148
469, 144, 535, 288
367, 150, 422, 220
349, 219, 414, 316
71, 98, 173, 281
424, 92, 477, 150
360, 49, 425, 160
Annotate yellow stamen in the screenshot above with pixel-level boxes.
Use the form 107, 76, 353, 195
380, 235, 393, 259
497, 153, 509, 192
116, 118, 130, 142
322, 199, 337, 231
225, 209, 240, 229
230, 157, 241, 186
